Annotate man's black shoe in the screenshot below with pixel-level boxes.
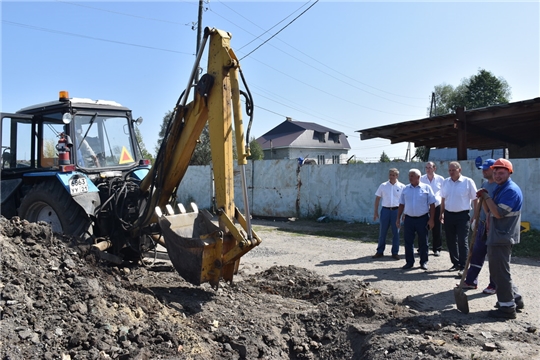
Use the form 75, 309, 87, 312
489, 307, 516, 319
402, 263, 414, 270
420, 263, 428, 270
372, 253, 384, 259
448, 265, 460, 272
433, 251, 441, 257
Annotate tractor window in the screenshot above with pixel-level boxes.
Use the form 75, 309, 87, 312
73, 114, 137, 168
1, 118, 11, 169
41, 121, 65, 168
1, 116, 34, 169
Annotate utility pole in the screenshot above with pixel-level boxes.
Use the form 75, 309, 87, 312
405, 142, 411, 162
195, 0, 204, 85
429, 91, 436, 117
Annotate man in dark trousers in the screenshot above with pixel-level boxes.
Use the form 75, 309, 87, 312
463, 159, 497, 294
440, 161, 478, 276
420, 161, 444, 256
396, 169, 436, 271
477, 158, 524, 319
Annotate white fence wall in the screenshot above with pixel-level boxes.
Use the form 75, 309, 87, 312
176, 159, 540, 229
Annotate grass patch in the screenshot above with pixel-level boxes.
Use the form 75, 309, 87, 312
255, 218, 540, 259
513, 229, 540, 258
267, 220, 382, 242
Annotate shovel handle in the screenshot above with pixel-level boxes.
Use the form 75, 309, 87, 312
457, 197, 484, 288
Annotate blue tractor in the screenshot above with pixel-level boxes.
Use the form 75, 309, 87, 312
1, 91, 153, 261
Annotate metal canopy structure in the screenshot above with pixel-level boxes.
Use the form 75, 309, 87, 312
357, 97, 540, 159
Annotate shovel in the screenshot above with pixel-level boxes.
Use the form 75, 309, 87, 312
454, 197, 484, 314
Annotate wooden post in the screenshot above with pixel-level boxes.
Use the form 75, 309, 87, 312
456, 107, 467, 160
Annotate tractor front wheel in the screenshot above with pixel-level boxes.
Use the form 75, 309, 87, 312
18, 179, 92, 238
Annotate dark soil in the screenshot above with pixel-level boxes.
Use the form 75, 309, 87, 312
1, 216, 538, 359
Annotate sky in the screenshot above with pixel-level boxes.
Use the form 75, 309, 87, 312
1, 1, 539, 163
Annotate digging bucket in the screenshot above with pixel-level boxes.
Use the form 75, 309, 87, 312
156, 203, 227, 287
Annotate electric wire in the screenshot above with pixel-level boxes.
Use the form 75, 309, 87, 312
51, 0, 425, 106
55, 0, 192, 25
2, 20, 193, 55
217, 0, 313, 52
210, 1, 425, 102
5, 3, 419, 158
238, 0, 319, 61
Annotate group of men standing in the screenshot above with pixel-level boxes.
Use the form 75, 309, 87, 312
372, 159, 524, 319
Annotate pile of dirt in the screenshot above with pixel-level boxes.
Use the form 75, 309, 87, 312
1, 216, 538, 359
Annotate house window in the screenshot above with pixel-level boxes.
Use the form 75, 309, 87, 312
330, 132, 340, 144
313, 131, 326, 143
332, 155, 340, 164
317, 155, 325, 164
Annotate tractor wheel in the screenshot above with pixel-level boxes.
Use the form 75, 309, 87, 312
18, 179, 92, 238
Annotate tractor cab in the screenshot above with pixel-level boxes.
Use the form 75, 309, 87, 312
4, 91, 142, 175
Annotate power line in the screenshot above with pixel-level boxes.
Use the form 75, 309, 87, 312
216, 0, 313, 52
239, 0, 319, 61
55, 0, 195, 26
2, 20, 194, 55
5, 3, 424, 139
49, 1, 425, 105
209, 2, 425, 107
247, 56, 418, 117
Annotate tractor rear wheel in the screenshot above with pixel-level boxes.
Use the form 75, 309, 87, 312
18, 179, 92, 238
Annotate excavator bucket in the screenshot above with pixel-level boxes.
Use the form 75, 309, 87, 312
156, 203, 233, 287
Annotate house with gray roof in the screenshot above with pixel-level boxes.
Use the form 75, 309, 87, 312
255, 118, 351, 164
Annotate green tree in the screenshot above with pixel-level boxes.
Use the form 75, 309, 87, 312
429, 83, 457, 116
155, 111, 173, 156
190, 124, 211, 165
429, 69, 511, 116
155, 109, 246, 166
413, 146, 430, 162
379, 151, 390, 163
135, 126, 155, 163
247, 138, 264, 160
155, 110, 212, 165
421, 69, 512, 162
463, 69, 511, 109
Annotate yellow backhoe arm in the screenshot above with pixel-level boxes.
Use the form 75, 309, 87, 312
136, 28, 261, 288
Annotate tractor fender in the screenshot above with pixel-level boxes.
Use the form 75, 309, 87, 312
23, 171, 101, 217
0, 178, 23, 217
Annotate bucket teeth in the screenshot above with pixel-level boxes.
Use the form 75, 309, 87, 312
177, 203, 186, 214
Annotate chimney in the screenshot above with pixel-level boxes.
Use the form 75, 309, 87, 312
286, 117, 292, 122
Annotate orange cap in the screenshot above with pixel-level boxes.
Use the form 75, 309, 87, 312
491, 158, 513, 174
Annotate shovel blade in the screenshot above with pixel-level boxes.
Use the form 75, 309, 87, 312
454, 286, 470, 314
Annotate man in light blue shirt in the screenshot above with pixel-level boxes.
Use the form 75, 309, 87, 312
397, 169, 436, 270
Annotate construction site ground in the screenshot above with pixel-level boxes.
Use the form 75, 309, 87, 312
1, 216, 539, 360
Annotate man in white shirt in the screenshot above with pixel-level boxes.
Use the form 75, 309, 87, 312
420, 162, 444, 256
440, 161, 478, 275
396, 169, 436, 270
372, 168, 406, 260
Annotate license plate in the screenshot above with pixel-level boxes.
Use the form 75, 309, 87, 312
69, 176, 88, 195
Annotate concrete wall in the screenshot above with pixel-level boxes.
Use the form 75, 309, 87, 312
176, 158, 540, 229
